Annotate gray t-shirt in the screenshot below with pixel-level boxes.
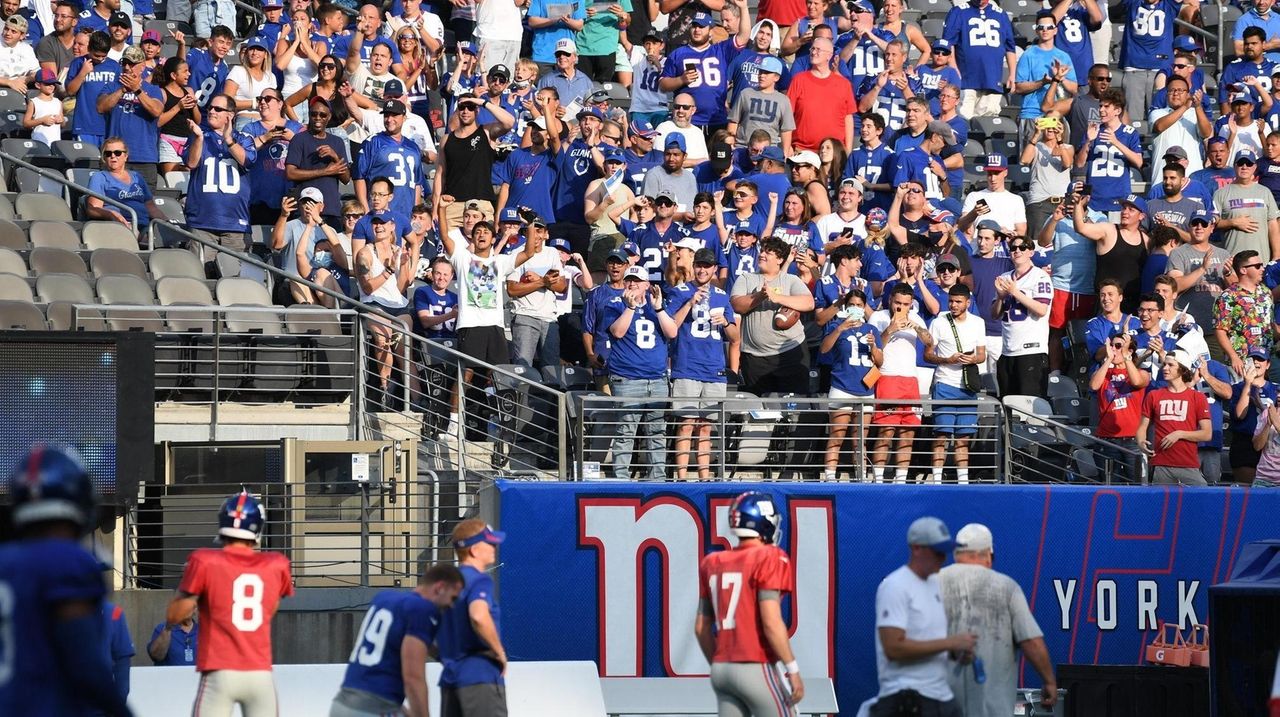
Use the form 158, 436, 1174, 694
640, 167, 699, 213
1166, 242, 1231, 329
729, 271, 808, 356
938, 563, 1043, 717
1213, 182, 1279, 258
35, 34, 74, 73
729, 88, 796, 145
1146, 195, 1202, 231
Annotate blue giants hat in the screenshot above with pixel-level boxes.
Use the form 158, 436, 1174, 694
1120, 194, 1148, 214
758, 55, 784, 75
691, 10, 713, 26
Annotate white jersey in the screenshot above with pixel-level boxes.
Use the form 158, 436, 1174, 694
629, 47, 670, 115
869, 308, 926, 378
961, 188, 1027, 235
812, 212, 867, 250
997, 266, 1053, 357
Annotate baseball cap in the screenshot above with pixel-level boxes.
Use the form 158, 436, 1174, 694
586, 88, 612, 105
499, 207, 523, 224
932, 38, 952, 52
621, 240, 640, 256
1169, 349, 1200, 372
710, 142, 732, 172
848, 0, 874, 13
673, 237, 702, 252
1163, 146, 1189, 162
1120, 194, 1148, 213
867, 208, 888, 227
33, 68, 58, 86
601, 147, 627, 164
245, 36, 270, 52
453, 524, 506, 548
1189, 209, 1214, 226
1249, 345, 1272, 361
984, 154, 1008, 172
733, 226, 759, 237
606, 248, 630, 263
488, 64, 511, 80
1173, 35, 1200, 52
554, 38, 577, 55
976, 218, 1006, 235
693, 248, 718, 265
526, 214, 549, 229
629, 118, 658, 138
141, 29, 162, 45
691, 10, 713, 26
788, 150, 820, 168
936, 253, 960, 270
457, 40, 478, 56
1207, 136, 1228, 147
758, 56, 784, 75
623, 265, 648, 281
120, 45, 145, 65
262, 0, 285, 7
653, 189, 678, 205
382, 99, 408, 115
906, 516, 954, 552
1231, 91, 1255, 105
838, 176, 864, 193
927, 204, 955, 224
549, 238, 571, 252
108, 11, 130, 27
369, 213, 392, 224
642, 29, 664, 43
752, 146, 785, 163
298, 187, 324, 203
1236, 148, 1259, 164
530, 115, 548, 130
309, 95, 331, 110
382, 78, 405, 98
955, 523, 994, 553
665, 133, 687, 152
925, 119, 957, 146
577, 106, 606, 122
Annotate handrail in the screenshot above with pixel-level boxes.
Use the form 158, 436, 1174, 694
0, 149, 139, 232
1174, 15, 1224, 78
232, 0, 266, 27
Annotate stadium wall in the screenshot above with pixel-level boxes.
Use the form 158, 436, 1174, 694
485, 481, 1280, 711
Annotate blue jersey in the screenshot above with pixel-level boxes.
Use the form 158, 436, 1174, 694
78, 7, 109, 32
553, 139, 599, 225
721, 210, 767, 242
185, 126, 257, 233
815, 273, 857, 335
622, 147, 664, 195
631, 219, 688, 282
943, 3, 1016, 91
412, 285, 458, 338
741, 170, 792, 220
679, 223, 729, 268
1082, 124, 1142, 211
725, 243, 759, 292
584, 282, 626, 363
601, 296, 670, 378
437, 565, 502, 688
342, 590, 444, 704
494, 147, 559, 223
0, 538, 107, 714
845, 143, 896, 213
728, 48, 793, 107
662, 39, 741, 126
69, 55, 119, 138
859, 74, 919, 133
1230, 379, 1280, 436
892, 146, 947, 201
242, 120, 304, 207
824, 323, 879, 394
1056, 2, 1102, 81
1120, 0, 1183, 70
667, 282, 736, 382
1133, 330, 1178, 387
185, 47, 230, 108
357, 132, 425, 218
1218, 58, 1278, 107
916, 65, 962, 116
1085, 313, 1143, 369
839, 29, 896, 92
477, 91, 526, 145
102, 81, 163, 163
891, 128, 925, 155
860, 237, 896, 284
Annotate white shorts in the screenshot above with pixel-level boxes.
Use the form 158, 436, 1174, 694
672, 378, 726, 416
193, 670, 278, 717
828, 386, 873, 412
157, 133, 188, 164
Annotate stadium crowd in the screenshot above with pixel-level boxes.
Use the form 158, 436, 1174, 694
7, 0, 1280, 486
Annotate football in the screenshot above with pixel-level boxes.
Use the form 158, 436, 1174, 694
774, 307, 800, 330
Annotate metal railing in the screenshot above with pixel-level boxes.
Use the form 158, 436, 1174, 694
1004, 404, 1149, 485
0, 149, 139, 232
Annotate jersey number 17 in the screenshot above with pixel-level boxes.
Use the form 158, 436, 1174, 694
708, 571, 744, 630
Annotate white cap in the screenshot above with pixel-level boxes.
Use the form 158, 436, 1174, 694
955, 523, 994, 553
299, 187, 323, 203
787, 150, 821, 168
555, 38, 577, 55
1169, 348, 1200, 372
623, 265, 648, 281
673, 237, 702, 252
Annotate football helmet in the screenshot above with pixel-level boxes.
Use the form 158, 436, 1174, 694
217, 490, 265, 542
729, 491, 782, 544
8, 444, 98, 533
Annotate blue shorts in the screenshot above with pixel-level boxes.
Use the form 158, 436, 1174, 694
931, 382, 978, 435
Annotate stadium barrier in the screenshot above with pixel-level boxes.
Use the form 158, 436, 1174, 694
599, 676, 838, 716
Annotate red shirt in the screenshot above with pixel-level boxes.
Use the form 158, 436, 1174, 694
698, 543, 794, 663
785, 71, 855, 151
755, 0, 806, 27
1142, 387, 1210, 467
1096, 365, 1145, 438
179, 545, 294, 672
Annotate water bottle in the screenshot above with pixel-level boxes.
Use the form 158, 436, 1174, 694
972, 656, 986, 684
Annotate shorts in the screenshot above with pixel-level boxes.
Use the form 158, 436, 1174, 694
872, 375, 922, 426
364, 301, 410, 318
672, 377, 726, 417
1230, 434, 1261, 470
1049, 289, 1096, 330
457, 325, 510, 367
441, 683, 507, 717
828, 386, 873, 411
931, 382, 979, 435
158, 133, 189, 164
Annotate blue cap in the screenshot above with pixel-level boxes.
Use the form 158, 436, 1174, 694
621, 240, 640, 256
1264, 261, 1280, 290
1249, 345, 1271, 361
691, 10, 713, 26
932, 38, 952, 52
454, 524, 506, 548
457, 40, 477, 55
1207, 135, 1228, 146
664, 133, 687, 152
1236, 148, 1259, 164
245, 36, 269, 51
629, 118, 658, 137
984, 153, 1008, 171
601, 147, 627, 164
848, 0, 874, 13
752, 146, 785, 163
1120, 194, 1148, 213
758, 55, 784, 75
907, 516, 954, 552
1189, 209, 1213, 226
499, 207, 523, 224
577, 106, 606, 121
382, 78, 405, 98
606, 248, 630, 263
549, 238, 571, 252
1173, 35, 1200, 52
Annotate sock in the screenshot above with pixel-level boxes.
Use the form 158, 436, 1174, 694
931, 468, 944, 484
823, 469, 837, 482
873, 466, 885, 483
957, 469, 970, 485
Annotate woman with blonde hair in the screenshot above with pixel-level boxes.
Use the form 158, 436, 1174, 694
224, 37, 278, 121
395, 25, 436, 118
1019, 113, 1074, 238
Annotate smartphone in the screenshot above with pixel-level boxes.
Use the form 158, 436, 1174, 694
683, 59, 698, 73
841, 227, 854, 237
977, 198, 989, 209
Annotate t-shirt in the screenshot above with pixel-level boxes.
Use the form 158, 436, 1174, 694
509, 246, 563, 322
178, 546, 293, 672
1148, 106, 1205, 176
437, 565, 503, 688
667, 282, 736, 383
1213, 182, 1279, 258
1167, 243, 1231, 330
68, 55, 119, 137
87, 169, 154, 229
996, 266, 1053, 357
874, 565, 952, 702
728, 88, 795, 145
0, 41, 37, 78
938, 564, 1043, 717
285, 130, 348, 219
730, 272, 809, 356
1096, 363, 1146, 438
242, 119, 304, 209
845, 143, 896, 213
1048, 217, 1097, 295
698, 544, 794, 663
552, 138, 599, 225
340, 590, 444, 705
970, 254, 1013, 336
1252, 414, 1280, 486
961, 189, 1027, 235
494, 147, 558, 223
1016, 45, 1076, 120
1142, 386, 1210, 467
786, 70, 855, 151
449, 246, 515, 330
527, 0, 587, 63
869, 308, 927, 378
929, 312, 987, 387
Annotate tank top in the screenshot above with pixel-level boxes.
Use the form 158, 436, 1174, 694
308, 84, 350, 128
442, 126, 497, 203
359, 243, 410, 309
160, 86, 196, 137
1097, 225, 1148, 311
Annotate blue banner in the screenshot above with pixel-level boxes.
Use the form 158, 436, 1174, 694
491, 482, 1280, 710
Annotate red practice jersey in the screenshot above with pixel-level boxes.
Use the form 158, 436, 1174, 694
178, 545, 294, 672
698, 543, 795, 664
1142, 387, 1210, 468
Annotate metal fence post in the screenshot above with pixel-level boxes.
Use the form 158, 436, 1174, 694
557, 392, 569, 480
455, 358, 467, 486
360, 480, 370, 587
211, 318, 221, 441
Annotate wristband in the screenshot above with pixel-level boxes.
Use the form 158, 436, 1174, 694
784, 660, 800, 675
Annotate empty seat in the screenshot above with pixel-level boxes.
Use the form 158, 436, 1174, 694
0, 272, 32, 302
52, 140, 100, 168
2, 137, 52, 162
83, 221, 140, 251
285, 305, 354, 402
30, 220, 81, 251
91, 248, 149, 281
0, 218, 22, 249
0, 195, 14, 222
0, 247, 23, 276
17, 195, 73, 222
151, 196, 185, 224
156, 276, 217, 333
0, 88, 24, 113
216, 278, 301, 394
0, 300, 45, 330
161, 171, 190, 194
150, 248, 206, 280
216, 276, 274, 308
970, 115, 1017, 141
1003, 394, 1056, 428
29, 247, 88, 277
95, 273, 165, 332
37, 272, 104, 331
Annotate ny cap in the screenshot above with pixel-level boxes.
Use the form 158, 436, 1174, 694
955, 523, 993, 553
907, 516, 954, 552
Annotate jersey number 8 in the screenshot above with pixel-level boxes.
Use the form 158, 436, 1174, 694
231, 573, 265, 632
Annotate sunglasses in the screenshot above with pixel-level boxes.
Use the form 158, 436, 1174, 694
1009, 244, 1032, 252
1241, 263, 1264, 270
603, 134, 622, 141
102, 149, 127, 157
398, 34, 416, 40
208, 105, 233, 113
733, 192, 752, 199
906, 187, 922, 194
1173, 63, 1192, 69
344, 213, 362, 219
672, 103, 693, 110
938, 265, 959, 272
256, 95, 280, 103
319, 62, 337, 69
1091, 75, 1112, 81
1035, 24, 1055, 30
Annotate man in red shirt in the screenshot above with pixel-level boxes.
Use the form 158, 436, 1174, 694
1090, 330, 1148, 482
695, 491, 804, 715
1138, 350, 1213, 486
167, 491, 294, 717
785, 36, 855, 152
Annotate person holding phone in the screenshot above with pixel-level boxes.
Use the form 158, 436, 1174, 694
925, 283, 987, 484
868, 283, 932, 483
506, 217, 569, 368
991, 237, 1054, 397
820, 288, 880, 481
243, 86, 304, 225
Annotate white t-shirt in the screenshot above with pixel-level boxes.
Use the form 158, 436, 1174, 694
812, 212, 867, 252
961, 188, 1027, 234
280, 52, 317, 98
449, 245, 515, 329
628, 47, 670, 115
555, 264, 582, 317
350, 66, 397, 101
997, 266, 1053, 357
1148, 106, 1205, 177
928, 311, 987, 387
226, 65, 278, 107
0, 42, 38, 78
475, 0, 524, 41
510, 245, 564, 321
655, 121, 708, 162
869, 308, 926, 378
388, 12, 445, 46
873, 565, 953, 702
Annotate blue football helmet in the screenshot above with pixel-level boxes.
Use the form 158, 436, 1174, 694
8, 444, 98, 533
217, 490, 265, 542
729, 491, 782, 544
